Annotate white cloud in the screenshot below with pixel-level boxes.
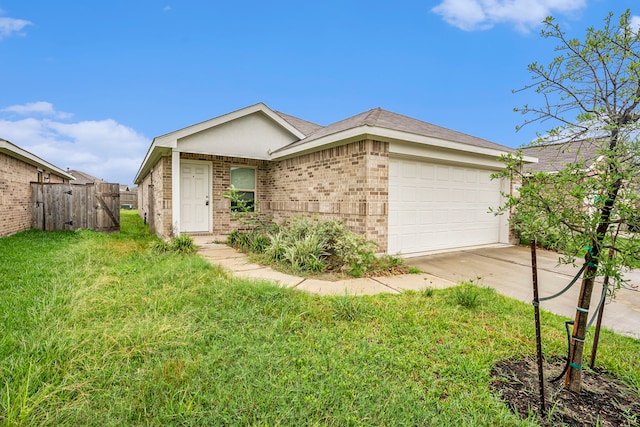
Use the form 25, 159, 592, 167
0, 15, 32, 40
2, 101, 73, 119
631, 16, 640, 33
432, 0, 587, 32
0, 104, 150, 185
163, 5, 172, 12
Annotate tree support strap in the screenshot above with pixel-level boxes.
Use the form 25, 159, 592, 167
536, 263, 586, 303
550, 282, 609, 383
572, 335, 585, 343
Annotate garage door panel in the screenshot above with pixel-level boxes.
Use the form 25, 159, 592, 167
389, 158, 501, 254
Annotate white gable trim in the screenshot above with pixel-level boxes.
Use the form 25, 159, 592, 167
154, 102, 306, 147
134, 103, 306, 184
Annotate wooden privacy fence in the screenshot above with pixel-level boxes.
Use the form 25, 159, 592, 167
31, 182, 120, 232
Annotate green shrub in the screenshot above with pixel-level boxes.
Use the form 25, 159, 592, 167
171, 235, 197, 254
249, 233, 270, 254
283, 233, 327, 273
150, 235, 197, 255
227, 215, 407, 277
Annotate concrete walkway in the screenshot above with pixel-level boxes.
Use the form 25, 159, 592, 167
192, 236, 455, 296
193, 237, 640, 339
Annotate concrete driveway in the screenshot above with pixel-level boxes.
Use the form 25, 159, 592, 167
406, 245, 640, 339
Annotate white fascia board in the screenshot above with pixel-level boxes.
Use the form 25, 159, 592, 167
271, 125, 521, 162
154, 103, 305, 145
0, 139, 75, 180
133, 142, 171, 184
390, 141, 505, 169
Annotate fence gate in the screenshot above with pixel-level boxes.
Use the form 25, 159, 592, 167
31, 182, 120, 232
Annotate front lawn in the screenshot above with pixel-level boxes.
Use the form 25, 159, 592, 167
1, 211, 638, 426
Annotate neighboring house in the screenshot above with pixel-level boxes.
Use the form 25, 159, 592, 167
120, 185, 138, 209
521, 139, 640, 232
0, 138, 75, 237
135, 103, 523, 255
67, 169, 105, 185
521, 140, 601, 174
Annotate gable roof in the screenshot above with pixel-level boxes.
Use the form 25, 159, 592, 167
274, 111, 323, 136
273, 107, 510, 155
521, 140, 601, 173
0, 138, 75, 181
134, 103, 307, 183
67, 169, 105, 185
135, 102, 523, 184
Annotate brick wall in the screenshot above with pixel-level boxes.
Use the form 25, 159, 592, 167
181, 153, 268, 236
138, 155, 172, 237
263, 140, 389, 251
139, 141, 390, 251
0, 152, 66, 237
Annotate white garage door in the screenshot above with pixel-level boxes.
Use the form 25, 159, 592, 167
388, 158, 502, 255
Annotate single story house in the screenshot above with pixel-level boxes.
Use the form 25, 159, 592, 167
67, 169, 105, 185
0, 138, 75, 237
135, 103, 529, 255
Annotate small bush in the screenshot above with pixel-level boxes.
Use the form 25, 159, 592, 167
227, 216, 408, 277
171, 235, 197, 254
151, 235, 197, 255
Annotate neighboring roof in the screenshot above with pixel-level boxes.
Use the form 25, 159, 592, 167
67, 169, 105, 185
521, 140, 601, 173
273, 107, 511, 154
0, 138, 75, 181
120, 184, 137, 192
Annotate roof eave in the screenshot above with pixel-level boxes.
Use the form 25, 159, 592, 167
271, 125, 520, 161
0, 139, 75, 181
133, 143, 172, 184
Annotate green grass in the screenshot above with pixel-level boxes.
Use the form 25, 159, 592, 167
1, 211, 638, 426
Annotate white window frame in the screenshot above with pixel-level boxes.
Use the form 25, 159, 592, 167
229, 166, 257, 212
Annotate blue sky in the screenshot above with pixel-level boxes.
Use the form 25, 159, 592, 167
0, 0, 637, 185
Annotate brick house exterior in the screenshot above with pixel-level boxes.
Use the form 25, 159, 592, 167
135, 103, 527, 255
0, 139, 74, 237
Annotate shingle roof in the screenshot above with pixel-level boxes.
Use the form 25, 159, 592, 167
67, 169, 105, 185
521, 140, 601, 173
274, 107, 510, 153
274, 111, 323, 136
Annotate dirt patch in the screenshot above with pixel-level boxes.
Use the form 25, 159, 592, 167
491, 358, 640, 426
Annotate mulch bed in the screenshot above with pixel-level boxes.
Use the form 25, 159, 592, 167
491, 358, 640, 426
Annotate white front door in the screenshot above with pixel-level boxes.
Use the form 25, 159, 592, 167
180, 160, 211, 233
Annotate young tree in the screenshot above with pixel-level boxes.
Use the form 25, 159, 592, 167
494, 10, 640, 392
